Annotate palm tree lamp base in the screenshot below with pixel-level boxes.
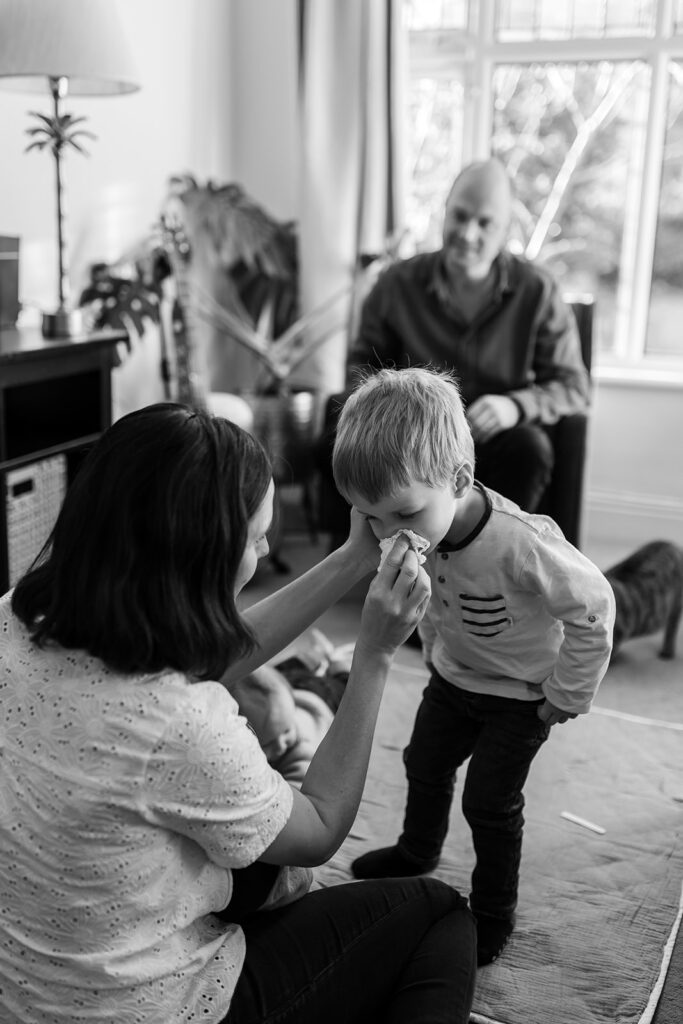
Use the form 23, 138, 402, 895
41, 308, 83, 339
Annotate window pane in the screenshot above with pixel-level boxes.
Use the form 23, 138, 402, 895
646, 61, 683, 359
491, 61, 650, 361
406, 76, 466, 250
495, 0, 655, 41
403, 0, 468, 30
673, 0, 683, 37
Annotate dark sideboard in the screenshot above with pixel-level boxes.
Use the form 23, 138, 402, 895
0, 326, 126, 594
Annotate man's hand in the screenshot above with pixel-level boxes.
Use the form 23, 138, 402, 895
537, 699, 578, 726
467, 394, 521, 443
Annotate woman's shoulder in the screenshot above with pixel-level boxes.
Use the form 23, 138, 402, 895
151, 678, 259, 760
1, 589, 29, 644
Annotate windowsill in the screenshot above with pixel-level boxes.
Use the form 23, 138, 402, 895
593, 363, 683, 389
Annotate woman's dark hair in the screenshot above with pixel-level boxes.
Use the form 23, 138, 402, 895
11, 403, 272, 680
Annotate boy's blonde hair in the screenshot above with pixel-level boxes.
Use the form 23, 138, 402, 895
333, 367, 475, 502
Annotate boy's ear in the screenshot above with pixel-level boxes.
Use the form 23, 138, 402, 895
453, 461, 474, 497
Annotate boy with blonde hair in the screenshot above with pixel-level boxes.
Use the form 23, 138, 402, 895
333, 367, 615, 966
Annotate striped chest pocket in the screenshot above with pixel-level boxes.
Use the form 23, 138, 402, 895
458, 592, 512, 638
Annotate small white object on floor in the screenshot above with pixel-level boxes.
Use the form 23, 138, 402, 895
378, 529, 430, 570
561, 811, 606, 835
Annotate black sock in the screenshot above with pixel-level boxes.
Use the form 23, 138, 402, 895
474, 912, 515, 967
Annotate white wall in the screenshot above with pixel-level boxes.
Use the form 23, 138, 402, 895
584, 377, 683, 557
228, 0, 299, 220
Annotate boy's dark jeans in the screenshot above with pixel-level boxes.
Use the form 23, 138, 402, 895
399, 670, 551, 921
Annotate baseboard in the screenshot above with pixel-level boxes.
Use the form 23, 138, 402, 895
584, 488, 683, 549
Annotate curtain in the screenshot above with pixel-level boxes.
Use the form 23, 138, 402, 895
293, 0, 405, 396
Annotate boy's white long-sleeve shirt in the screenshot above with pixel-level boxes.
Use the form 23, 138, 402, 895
418, 487, 615, 715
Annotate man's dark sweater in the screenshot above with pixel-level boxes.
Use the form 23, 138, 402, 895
347, 250, 589, 425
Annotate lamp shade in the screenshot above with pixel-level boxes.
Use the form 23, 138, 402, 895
0, 0, 139, 96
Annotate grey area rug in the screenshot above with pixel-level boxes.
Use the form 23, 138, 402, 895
314, 637, 683, 1024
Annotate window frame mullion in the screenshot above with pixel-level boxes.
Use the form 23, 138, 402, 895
466, 0, 495, 161
621, 0, 675, 363
622, 46, 669, 363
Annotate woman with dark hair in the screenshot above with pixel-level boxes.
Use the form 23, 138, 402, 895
0, 403, 476, 1024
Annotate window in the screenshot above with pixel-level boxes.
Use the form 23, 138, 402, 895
402, 0, 683, 372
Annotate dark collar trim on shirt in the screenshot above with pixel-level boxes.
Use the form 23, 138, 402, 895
436, 481, 492, 552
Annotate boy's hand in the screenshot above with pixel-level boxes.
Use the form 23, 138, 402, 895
357, 538, 431, 656
537, 699, 577, 726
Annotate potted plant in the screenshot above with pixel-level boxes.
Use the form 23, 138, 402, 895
157, 174, 361, 481
79, 175, 393, 484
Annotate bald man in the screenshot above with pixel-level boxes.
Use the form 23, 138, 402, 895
322, 158, 589, 523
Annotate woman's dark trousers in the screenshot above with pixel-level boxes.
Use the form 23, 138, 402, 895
224, 875, 476, 1024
